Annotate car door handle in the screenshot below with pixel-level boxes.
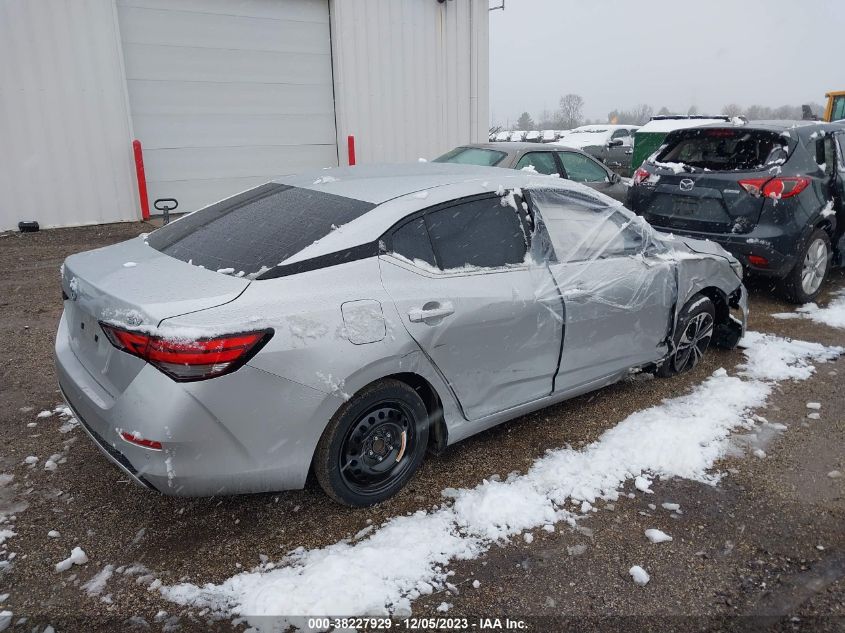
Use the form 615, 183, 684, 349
408, 302, 455, 323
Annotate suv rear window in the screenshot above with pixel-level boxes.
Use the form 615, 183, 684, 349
146, 183, 375, 277
655, 128, 787, 171
433, 147, 507, 167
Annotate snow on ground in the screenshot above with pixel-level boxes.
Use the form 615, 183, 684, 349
629, 566, 651, 586
644, 529, 673, 544
157, 332, 841, 630
82, 564, 115, 596
772, 289, 845, 329
55, 546, 88, 573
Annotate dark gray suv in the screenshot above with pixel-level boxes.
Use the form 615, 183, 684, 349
627, 121, 845, 303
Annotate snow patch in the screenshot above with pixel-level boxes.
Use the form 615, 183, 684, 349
157, 332, 839, 629
55, 547, 88, 573
644, 529, 673, 544
629, 566, 650, 586
771, 290, 845, 329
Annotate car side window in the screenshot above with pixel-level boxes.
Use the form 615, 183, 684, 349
425, 197, 528, 270
514, 152, 559, 176
557, 152, 610, 183
528, 190, 644, 262
611, 129, 628, 139
389, 217, 437, 267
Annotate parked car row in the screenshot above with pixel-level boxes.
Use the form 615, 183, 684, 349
55, 117, 844, 507
554, 124, 639, 176
489, 129, 571, 143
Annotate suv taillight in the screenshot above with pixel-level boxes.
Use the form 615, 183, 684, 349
632, 167, 650, 185
738, 177, 810, 200
99, 323, 273, 382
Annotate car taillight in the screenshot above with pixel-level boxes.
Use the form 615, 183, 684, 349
120, 431, 163, 451
632, 167, 650, 185
99, 323, 273, 382
738, 177, 810, 200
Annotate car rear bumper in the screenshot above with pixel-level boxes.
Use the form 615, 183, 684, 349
651, 226, 797, 278
55, 311, 334, 496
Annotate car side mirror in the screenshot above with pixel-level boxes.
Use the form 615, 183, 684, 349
610, 172, 621, 184
608, 138, 623, 147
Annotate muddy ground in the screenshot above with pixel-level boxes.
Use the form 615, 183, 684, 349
0, 223, 843, 632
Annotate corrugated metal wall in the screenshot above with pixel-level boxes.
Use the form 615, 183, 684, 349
330, 0, 489, 165
0, 0, 139, 231
0, 0, 489, 231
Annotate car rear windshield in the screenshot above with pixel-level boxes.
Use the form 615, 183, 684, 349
146, 183, 375, 277
655, 128, 788, 171
433, 147, 507, 167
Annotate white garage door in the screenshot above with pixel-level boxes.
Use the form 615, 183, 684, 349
117, 0, 338, 214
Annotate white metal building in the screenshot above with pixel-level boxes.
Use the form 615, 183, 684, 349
0, 0, 490, 231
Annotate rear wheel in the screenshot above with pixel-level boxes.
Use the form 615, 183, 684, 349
657, 294, 715, 378
778, 229, 831, 304
314, 379, 429, 507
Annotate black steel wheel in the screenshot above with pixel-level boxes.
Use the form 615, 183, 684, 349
657, 294, 715, 378
314, 379, 429, 506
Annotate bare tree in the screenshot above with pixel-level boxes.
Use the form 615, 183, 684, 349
657, 106, 671, 116
745, 104, 772, 120
607, 104, 653, 125
687, 105, 699, 116
558, 94, 584, 130
722, 103, 743, 117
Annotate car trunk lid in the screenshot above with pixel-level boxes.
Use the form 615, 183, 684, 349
642, 171, 767, 234
61, 236, 250, 396
639, 127, 790, 234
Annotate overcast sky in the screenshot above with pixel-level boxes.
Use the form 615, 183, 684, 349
489, 0, 845, 127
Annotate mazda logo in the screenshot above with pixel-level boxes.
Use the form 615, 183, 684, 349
679, 178, 695, 192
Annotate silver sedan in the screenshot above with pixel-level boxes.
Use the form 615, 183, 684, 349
55, 164, 746, 506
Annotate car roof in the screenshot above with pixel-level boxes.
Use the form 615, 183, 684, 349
274, 162, 512, 204
571, 124, 639, 131
446, 141, 595, 156
692, 120, 845, 135
269, 162, 621, 266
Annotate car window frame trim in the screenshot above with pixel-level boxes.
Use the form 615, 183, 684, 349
381, 192, 535, 277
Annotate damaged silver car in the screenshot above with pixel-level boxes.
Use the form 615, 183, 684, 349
55, 163, 746, 506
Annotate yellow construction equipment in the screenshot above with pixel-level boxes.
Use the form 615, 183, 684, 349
823, 91, 845, 122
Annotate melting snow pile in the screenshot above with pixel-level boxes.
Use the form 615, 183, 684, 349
159, 333, 840, 631
772, 289, 845, 329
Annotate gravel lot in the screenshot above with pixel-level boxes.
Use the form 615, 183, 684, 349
1, 223, 843, 632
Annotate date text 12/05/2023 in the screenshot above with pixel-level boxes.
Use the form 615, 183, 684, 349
306, 617, 528, 630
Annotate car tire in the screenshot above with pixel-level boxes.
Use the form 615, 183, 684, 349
314, 379, 429, 507
778, 228, 831, 304
656, 293, 716, 378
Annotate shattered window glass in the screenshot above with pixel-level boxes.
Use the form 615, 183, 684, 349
527, 189, 649, 263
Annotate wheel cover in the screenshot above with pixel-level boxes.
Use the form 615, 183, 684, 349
672, 311, 714, 373
801, 237, 828, 296
339, 402, 416, 497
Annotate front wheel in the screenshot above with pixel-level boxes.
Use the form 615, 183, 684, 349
314, 379, 429, 507
656, 294, 715, 378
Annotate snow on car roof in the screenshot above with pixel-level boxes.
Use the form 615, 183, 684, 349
638, 117, 730, 133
